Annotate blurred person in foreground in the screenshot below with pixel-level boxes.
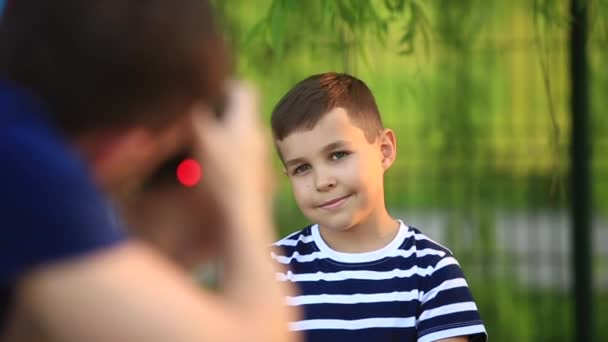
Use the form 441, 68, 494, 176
0, 1, 297, 341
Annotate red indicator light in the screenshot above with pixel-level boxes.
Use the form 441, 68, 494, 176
176, 159, 201, 187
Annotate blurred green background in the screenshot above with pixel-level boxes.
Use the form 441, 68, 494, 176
211, 1, 607, 340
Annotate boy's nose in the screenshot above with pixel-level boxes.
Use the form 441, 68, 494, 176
315, 174, 337, 192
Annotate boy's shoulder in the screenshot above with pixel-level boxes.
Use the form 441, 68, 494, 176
272, 225, 315, 248
270, 225, 317, 269
404, 225, 466, 275
406, 225, 455, 257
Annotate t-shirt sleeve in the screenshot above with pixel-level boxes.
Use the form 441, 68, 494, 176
0, 125, 125, 285
417, 252, 487, 342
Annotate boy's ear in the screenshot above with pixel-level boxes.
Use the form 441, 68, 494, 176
379, 129, 397, 171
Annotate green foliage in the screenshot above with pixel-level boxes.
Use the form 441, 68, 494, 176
236, 0, 436, 71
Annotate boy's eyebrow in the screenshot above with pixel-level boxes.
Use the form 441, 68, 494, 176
284, 140, 352, 168
321, 140, 351, 153
284, 157, 306, 168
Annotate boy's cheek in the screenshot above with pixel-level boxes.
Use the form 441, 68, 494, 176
291, 184, 313, 206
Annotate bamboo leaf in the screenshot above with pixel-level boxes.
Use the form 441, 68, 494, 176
242, 20, 267, 49
269, 0, 286, 58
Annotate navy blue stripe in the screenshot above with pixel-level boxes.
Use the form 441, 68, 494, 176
297, 277, 424, 296
405, 227, 453, 254
304, 327, 417, 342
272, 242, 317, 257
424, 264, 466, 290
422, 286, 475, 311
281, 226, 313, 241
302, 301, 419, 321
418, 312, 484, 336
285, 256, 420, 274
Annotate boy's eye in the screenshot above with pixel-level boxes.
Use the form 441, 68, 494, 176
293, 164, 311, 175
330, 151, 349, 160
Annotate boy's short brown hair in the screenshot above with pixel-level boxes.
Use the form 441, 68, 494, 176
271, 72, 383, 143
0, 0, 229, 135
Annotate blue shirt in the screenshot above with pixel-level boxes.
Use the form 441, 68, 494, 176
0, 82, 125, 328
272, 221, 487, 342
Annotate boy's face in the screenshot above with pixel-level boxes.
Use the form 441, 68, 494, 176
276, 107, 396, 232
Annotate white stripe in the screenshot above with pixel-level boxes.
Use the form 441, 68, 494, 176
276, 257, 459, 282
289, 317, 416, 331
286, 290, 420, 306
419, 302, 479, 322
434, 256, 459, 271
278, 268, 427, 282
418, 324, 486, 342
416, 248, 447, 258
271, 251, 324, 264
272, 246, 446, 265
274, 234, 314, 247
413, 233, 454, 255
421, 278, 469, 304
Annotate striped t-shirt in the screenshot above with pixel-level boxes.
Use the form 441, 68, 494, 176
271, 221, 487, 342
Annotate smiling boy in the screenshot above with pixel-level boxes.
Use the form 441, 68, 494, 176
270, 72, 487, 342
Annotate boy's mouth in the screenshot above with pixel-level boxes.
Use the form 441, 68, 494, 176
317, 194, 352, 209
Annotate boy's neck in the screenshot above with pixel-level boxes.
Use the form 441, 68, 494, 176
317, 209, 400, 254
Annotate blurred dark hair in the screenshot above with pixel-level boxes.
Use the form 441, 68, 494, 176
0, 0, 230, 135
